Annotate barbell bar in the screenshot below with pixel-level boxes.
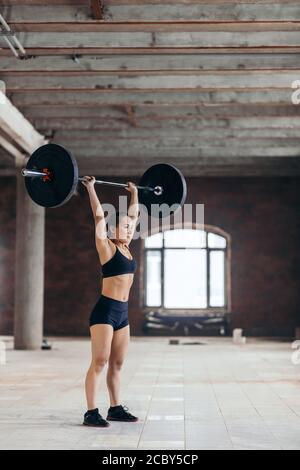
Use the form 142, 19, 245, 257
21, 168, 164, 196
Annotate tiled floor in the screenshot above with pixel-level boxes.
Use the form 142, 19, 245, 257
0, 336, 300, 450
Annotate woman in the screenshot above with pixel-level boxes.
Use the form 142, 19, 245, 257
81, 175, 139, 427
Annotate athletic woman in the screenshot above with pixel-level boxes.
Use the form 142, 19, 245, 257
81, 176, 139, 427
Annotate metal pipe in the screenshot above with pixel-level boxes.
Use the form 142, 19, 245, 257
11, 35, 26, 56
0, 13, 12, 32
3, 36, 19, 58
0, 13, 26, 57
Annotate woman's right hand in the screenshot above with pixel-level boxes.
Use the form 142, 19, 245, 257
81, 176, 96, 189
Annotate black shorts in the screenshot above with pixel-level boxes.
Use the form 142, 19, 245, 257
89, 294, 129, 331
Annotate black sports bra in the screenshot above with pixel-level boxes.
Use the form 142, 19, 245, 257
102, 244, 137, 279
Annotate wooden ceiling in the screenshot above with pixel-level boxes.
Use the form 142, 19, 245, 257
0, 0, 300, 176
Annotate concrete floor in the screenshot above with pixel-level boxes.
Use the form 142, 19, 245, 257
0, 336, 300, 450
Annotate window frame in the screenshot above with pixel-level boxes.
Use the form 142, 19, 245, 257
141, 225, 231, 315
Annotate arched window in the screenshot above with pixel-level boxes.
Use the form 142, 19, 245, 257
143, 227, 230, 311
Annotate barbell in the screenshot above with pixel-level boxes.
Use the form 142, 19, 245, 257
21, 144, 187, 218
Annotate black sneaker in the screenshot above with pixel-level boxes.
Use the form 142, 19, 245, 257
107, 405, 139, 422
83, 408, 110, 427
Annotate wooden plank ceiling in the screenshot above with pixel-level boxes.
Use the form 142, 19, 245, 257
0, 0, 299, 176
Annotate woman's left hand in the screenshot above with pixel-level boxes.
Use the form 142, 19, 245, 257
125, 182, 138, 193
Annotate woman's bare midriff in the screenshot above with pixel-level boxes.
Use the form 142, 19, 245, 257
101, 274, 134, 302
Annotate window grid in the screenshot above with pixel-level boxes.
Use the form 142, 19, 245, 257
144, 231, 228, 310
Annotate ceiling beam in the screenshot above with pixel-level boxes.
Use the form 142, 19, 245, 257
90, 0, 103, 20
0, 91, 46, 158
0, 69, 300, 80
1, 71, 298, 90
43, 128, 300, 140
0, 1, 298, 5
1, 3, 300, 22
0, 54, 299, 72
9, 21, 300, 33
5, 31, 299, 49
18, 103, 300, 119
34, 116, 300, 131
8, 90, 292, 107
1, 47, 299, 56
0, 134, 25, 161
91, 3, 300, 22
59, 144, 300, 158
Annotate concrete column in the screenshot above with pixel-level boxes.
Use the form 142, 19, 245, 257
14, 166, 45, 350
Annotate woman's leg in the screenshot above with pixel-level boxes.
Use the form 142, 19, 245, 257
85, 324, 114, 410
106, 325, 130, 407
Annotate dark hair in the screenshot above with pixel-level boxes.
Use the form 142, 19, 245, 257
106, 211, 127, 237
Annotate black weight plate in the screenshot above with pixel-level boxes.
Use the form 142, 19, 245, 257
24, 144, 78, 208
138, 164, 187, 218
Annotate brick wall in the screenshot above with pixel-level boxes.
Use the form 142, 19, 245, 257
1, 176, 299, 337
